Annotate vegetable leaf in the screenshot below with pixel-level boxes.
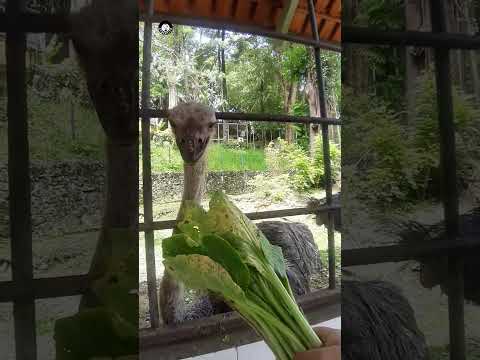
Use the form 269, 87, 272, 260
201, 234, 251, 289
162, 233, 204, 258
164, 254, 245, 301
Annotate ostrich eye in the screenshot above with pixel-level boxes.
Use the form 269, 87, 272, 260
208, 123, 215, 129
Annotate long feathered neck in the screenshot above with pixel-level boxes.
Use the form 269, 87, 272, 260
182, 155, 207, 204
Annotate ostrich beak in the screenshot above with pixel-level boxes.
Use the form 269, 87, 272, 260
178, 136, 208, 163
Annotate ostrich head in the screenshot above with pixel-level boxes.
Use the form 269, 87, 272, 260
168, 103, 216, 164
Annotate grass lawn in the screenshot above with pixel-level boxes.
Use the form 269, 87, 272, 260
148, 143, 267, 172
0, 95, 104, 161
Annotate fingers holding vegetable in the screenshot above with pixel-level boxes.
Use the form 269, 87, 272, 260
313, 327, 341, 346
294, 327, 341, 360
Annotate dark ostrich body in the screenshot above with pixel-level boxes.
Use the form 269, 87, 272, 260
342, 280, 428, 360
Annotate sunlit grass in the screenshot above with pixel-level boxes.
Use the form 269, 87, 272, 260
149, 143, 267, 173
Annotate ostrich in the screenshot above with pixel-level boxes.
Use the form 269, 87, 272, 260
159, 102, 322, 325
342, 280, 428, 360
396, 207, 480, 305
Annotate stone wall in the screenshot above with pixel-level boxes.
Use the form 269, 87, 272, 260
0, 161, 105, 242
148, 170, 261, 202
0, 161, 264, 242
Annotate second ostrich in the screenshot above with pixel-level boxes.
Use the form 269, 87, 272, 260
159, 102, 322, 325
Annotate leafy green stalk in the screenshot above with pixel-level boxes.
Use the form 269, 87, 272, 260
263, 265, 322, 348
234, 301, 295, 360
163, 192, 322, 359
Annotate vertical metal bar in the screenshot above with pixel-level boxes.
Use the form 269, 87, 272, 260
430, 2, 465, 360
307, 0, 335, 289
6, 0, 37, 358
141, 0, 160, 329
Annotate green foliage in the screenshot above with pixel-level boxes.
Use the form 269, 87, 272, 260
227, 36, 284, 116
140, 24, 224, 109
343, 87, 426, 207
281, 45, 308, 82
163, 192, 321, 360
320, 51, 342, 114
413, 70, 480, 197
265, 138, 341, 192
356, 0, 404, 29
313, 136, 341, 186
31, 57, 91, 107
22, 89, 104, 161
352, 0, 405, 105
43, 35, 64, 64
343, 69, 480, 208
249, 174, 292, 204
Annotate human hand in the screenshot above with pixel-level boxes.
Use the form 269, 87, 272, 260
293, 327, 341, 360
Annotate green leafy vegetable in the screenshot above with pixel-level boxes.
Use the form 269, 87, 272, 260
162, 191, 322, 360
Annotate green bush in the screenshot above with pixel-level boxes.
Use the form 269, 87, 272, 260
413, 71, 480, 198
249, 174, 292, 204
265, 138, 341, 192
342, 69, 480, 208
26, 88, 104, 161
31, 57, 91, 107
343, 87, 430, 207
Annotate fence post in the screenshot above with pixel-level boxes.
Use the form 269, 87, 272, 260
7, 0, 37, 358
307, 0, 336, 290
141, 0, 160, 329
430, 2, 465, 360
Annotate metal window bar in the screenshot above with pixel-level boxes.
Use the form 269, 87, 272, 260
141, 109, 342, 125
141, 0, 161, 329
139, 204, 340, 232
6, 0, 37, 359
430, 3, 464, 359
307, 0, 336, 290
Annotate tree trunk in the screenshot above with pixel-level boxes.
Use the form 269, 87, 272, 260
168, 86, 178, 109
221, 30, 228, 108
284, 81, 298, 143
167, 27, 180, 129
405, 0, 424, 125
342, 0, 368, 93
306, 64, 320, 155
465, 2, 480, 103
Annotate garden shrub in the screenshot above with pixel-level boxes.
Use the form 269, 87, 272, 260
265, 137, 341, 192
413, 71, 480, 198
31, 57, 91, 108
26, 88, 104, 161
249, 174, 292, 204
223, 138, 248, 150
342, 69, 480, 209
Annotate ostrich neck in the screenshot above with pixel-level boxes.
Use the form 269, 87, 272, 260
182, 156, 207, 204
